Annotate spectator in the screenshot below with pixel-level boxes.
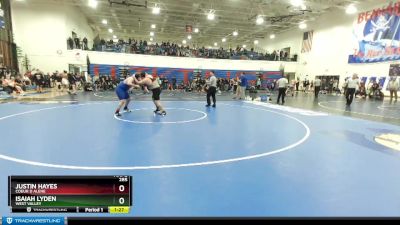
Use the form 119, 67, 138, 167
83, 37, 88, 50
33, 69, 44, 93
388, 76, 399, 102
85, 37, 297, 62
256, 77, 262, 90
234, 73, 247, 100
67, 37, 74, 50
74, 37, 81, 49
314, 77, 322, 98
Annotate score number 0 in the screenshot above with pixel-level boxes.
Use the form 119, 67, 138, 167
118, 185, 125, 205
117, 177, 129, 205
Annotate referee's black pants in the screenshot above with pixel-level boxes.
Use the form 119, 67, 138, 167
207, 86, 217, 106
346, 88, 356, 105
314, 86, 320, 98
277, 88, 287, 104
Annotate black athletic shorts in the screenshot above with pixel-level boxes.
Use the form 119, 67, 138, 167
36, 79, 44, 86
151, 87, 161, 101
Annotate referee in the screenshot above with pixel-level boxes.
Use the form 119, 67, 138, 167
276, 75, 289, 105
345, 73, 359, 106
206, 71, 217, 108
314, 77, 321, 98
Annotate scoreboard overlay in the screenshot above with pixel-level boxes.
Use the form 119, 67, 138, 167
8, 176, 132, 214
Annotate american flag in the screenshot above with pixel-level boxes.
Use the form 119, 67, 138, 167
301, 31, 313, 53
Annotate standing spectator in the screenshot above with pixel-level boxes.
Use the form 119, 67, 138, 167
33, 70, 44, 93
172, 77, 177, 90
74, 37, 81, 49
343, 78, 349, 97
276, 75, 289, 105
345, 74, 360, 106
83, 37, 88, 50
314, 77, 322, 98
234, 73, 247, 100
51, 72, 58, 88
388, 76, 399, 102
295, 77, 300, 91
206, 71, 217, 108
328, 79, 334, 94
44, 73, 51, 88
291, 80, 296, 96
67, 37, 74, 50
61, 71, 69, 92
303, 77, 310, 92
100, 39, 106, 51
232, 78, 238, 94
256, 77, 262, 90
55, 72, 62, 91
68, 73, 78, 95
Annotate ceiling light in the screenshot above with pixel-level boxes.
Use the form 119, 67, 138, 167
270, 34, 276, 39
254, 40, 259, 45
182, 40, 187, 44
243, 45, 247, 48
108, 28, 113, 33
346, 4, 357, 14
207, 10, 215, 20
152, 4, 161, 14
113, 35, 117, 39
214, 42, 218, 46
102, 19, 107, 25
188, 35, 192, 40
151, 24, 156, 29
299, 23, 307, 29
256, 16, 264, 25
194, 28, 199, 33
222, 38, 226, 42
290, 0, 304, 7
233, 31, 238, 36
150, 37, 154, 41
150, 32, 154, 36
300, 4, 307, 10
88, 0, 98, 9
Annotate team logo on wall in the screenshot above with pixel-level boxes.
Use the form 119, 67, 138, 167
349, 2, 400, 63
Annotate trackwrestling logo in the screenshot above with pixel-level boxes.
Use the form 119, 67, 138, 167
2, 217, 64, 225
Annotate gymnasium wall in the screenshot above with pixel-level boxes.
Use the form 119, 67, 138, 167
11, 0, 94, 73
261, 0, 392, 88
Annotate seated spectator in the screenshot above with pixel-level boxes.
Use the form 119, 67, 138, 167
6, 76, 25, 95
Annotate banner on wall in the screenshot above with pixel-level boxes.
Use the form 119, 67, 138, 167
0, 7, 5, 29
89, 64, 283, 87
349, 2, 400, 63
